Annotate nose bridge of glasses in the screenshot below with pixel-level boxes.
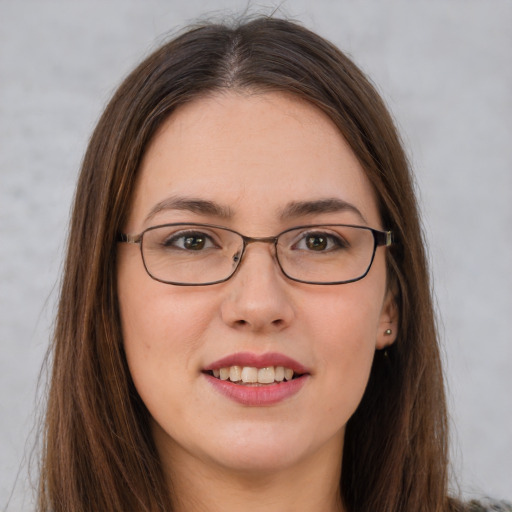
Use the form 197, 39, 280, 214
242, 235, 279, 246
233, 234, 279, 266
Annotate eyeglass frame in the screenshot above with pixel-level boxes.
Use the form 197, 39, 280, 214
117, 222, 394, 286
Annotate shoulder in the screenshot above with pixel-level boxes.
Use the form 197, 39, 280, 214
465, 498, 512, 511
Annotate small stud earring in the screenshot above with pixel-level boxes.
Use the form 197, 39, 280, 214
384, 328, 392, 336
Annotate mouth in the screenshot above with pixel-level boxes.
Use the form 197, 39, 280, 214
203, 351, 310, 386
203, 352, 309, 405
204, 365, 303, 386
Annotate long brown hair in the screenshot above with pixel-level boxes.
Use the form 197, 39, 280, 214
39, 16, 462, 511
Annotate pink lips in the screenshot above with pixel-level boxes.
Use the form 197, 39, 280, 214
203, 352, 310, 406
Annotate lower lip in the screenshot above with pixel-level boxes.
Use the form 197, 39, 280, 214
204, 373, 308, 406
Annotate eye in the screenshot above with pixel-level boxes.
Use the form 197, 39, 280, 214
293, 231, 348, 252
163, 230, 217, 251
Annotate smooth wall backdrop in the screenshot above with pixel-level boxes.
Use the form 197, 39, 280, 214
1, 1, 511, 509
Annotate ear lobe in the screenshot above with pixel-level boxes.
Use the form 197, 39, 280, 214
376, 289, 399, 349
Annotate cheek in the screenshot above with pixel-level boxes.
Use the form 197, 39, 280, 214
303, 278, 384, 357
119, 287, 214, 369
118, 283, 225, 449
300, 276, 385, 415
117, 252, 217, 400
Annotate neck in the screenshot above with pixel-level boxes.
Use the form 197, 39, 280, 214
159, 435, 345, 512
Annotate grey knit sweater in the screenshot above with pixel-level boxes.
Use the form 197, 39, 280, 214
467, 498, 512, 511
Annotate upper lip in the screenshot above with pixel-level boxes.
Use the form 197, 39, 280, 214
204, 352, 310, 374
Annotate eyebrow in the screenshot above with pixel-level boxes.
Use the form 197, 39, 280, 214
145, 196, 366, 225
145, 196, 234, 223
279, 198, 367, 223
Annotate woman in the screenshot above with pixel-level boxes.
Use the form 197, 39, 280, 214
37, 16, 510, 512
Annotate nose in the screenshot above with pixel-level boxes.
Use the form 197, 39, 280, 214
220, 243, 295, 332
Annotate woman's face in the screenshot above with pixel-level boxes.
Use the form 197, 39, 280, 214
117, 91, 396, 476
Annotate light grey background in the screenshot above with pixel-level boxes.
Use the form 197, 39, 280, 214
1, 1, 511, 509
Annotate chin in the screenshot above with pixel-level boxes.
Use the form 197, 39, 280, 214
213, 448, 307, 476
202, 422, 343, 475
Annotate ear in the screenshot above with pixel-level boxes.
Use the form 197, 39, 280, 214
376, 288, 399, 349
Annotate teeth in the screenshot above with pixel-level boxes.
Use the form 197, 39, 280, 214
229, 365, 242, 382
258, 367, 275, 384
241, 366, 258, 383
275, 366, 285, 382
211, 365, 297, 384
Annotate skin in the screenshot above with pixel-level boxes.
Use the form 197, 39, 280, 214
117, 91, 397, 512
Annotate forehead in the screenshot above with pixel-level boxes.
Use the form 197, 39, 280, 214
128, 91, 380, 232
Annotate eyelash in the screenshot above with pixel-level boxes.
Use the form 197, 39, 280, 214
291, 231, 349, 252
162, 230, 218, 250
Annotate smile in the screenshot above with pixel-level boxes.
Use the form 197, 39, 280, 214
207, 365, 298, 385
203, 352, 309, 406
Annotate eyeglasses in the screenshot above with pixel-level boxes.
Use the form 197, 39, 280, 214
117, 223, 393, 286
